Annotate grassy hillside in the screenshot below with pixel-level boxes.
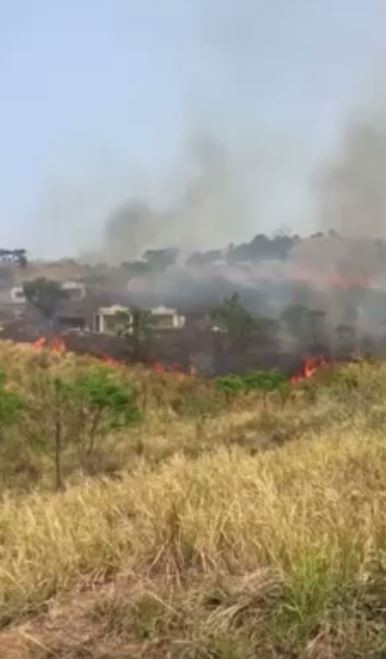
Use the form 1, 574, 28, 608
0, 342, 385, 657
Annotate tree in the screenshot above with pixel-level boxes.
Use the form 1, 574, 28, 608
116, 308, 153, 361
72, 369, 140, 474
23, 278, 68, 325
25, 366, 140, 489
142, 248, 179, 270
211, 293, 257, 350
215, 369, 287, 406
23, 372, 78, 491
121, 260, 151, 277
281, 304, 311, 341
309, 309, 327, 349
0, 370, 23, 437
242, 370, 287, 407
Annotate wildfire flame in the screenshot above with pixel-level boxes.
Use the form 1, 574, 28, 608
290, 357, 329, 384
152, 361, 194, 380
292, 265, 369, 290
31, 337, 46, 352
30, 339, 194, 379
31, 336, 66, 353
101, 354, 121, 368
50, 337, 66, 354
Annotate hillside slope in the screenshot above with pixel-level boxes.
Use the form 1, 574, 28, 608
0, 342, 384, 657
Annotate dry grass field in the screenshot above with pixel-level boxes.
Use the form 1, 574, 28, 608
0, 341, 384, 657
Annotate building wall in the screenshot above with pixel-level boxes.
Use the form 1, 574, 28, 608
94, 306, 132, 335
151, 315, 175, 329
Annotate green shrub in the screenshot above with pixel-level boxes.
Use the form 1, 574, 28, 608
242, 370, 286, 393
0, 369, 23, 433
215, 370, 286, 401
24, 366, 140, 489
215, 375, 246, 396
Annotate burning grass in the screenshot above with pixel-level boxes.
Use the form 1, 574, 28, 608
0, 341, 385, 656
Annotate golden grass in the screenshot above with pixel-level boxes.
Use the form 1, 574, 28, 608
0, 341, 385, 655
2, 430, 386, 656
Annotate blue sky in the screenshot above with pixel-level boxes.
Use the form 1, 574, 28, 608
1, 0, 386, 257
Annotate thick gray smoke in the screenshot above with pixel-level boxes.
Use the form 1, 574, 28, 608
309, 110, 386, 333
100, 134, 255, 264
104, 200, 161, 264
94, 0, 324, 265
319, 112, 386, 238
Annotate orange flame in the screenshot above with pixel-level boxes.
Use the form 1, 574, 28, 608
292, 266, 368, 290
32, 337, 46, 352
31, 336, 66, 354
290, 357, 329, 384
101, 354, 121, 368
30, 340, 195, 378
152, 361, 191, 380
49, 337, 66, 354
153, 362, 165, 374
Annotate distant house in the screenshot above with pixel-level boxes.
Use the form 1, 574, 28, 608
61, 281, 86, 301
9, 281, 86, 305
0, 286, 27, 315
184, 311, 212, 332
5, 281, 89, 332
150, 306, 185, 330
93, 305, 131, 335
10, 286, 26, 303
55, 302, 89, 332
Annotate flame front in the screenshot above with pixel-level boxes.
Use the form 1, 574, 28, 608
32, 337, 46, 352
101, 354, 121, 368
31, 336, 66, 354
290, 357, 329, 384
49, 337, 66, 354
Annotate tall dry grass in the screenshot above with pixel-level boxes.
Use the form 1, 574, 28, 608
2, 430, 386, 656
0, 342, 385, 655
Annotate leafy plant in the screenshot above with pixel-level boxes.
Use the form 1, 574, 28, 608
211, 293, 257, 350
23, 277, 68, 322
215, 375, 246, 397
0, 369, 23, 433
215, 370, 287, 407
242, 370, 286, 393
72, 368, 140, 474
171, 389, 222, 420
116, 308, 153, 360
24, 366, 140, 489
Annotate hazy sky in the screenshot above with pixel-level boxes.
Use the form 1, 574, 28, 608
1, 0, 386, 258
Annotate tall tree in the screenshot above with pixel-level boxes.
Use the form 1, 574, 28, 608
116, 308, 153, 360
281, 304, 311, 341
23, 278, 68, 327
211, 293, 257, 350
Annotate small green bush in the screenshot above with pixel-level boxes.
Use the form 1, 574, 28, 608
215, 370, 286, 399
0, 369, 23, 432
215, 375, 246, 396
242, 370, 286, 393
24, 366, 140, 489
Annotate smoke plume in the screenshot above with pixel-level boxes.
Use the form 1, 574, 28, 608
319, 112, 386, 238
100, 134, 255, 264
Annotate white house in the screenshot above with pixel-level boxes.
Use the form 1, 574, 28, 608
10, 286, 26, 303
150, 306, 186, 330
93, 304, 186, 335
62, 281, 86, 301
93, 305, 131, 335
10, 281, 86, 305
